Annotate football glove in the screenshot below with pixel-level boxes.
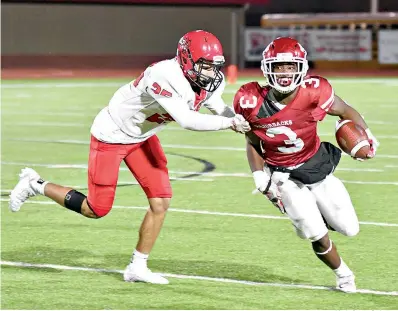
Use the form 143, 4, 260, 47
231, 114, 251, 134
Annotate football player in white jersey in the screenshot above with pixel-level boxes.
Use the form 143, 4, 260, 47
8, 30, 250, 285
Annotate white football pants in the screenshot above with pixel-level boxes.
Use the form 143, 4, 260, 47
272, 172, 360, 242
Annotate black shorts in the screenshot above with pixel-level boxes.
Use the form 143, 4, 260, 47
269, 142, 342, 185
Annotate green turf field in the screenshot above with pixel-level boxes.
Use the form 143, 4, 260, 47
1, 77, 398, 309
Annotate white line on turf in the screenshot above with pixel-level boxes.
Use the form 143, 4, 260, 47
1, 198, 397, 227
4, 122, 398, 139
2, 112, 395, 126
1, 260, 397, 296
0, 161, 387, 174
10, 138, 398, 160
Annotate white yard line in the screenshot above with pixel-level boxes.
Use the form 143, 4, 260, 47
4, 122, 398, 139
0, 161, 386, 174
2, 113, 396, 125
0, 260, 397, 296
1, 198, 397, 227
8, 138, 398, 159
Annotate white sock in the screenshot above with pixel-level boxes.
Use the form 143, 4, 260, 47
333, 258, 353, 277
131, 249, 149, 268
34, 179, 49, 195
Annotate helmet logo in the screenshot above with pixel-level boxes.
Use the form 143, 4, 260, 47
179, 37, 190, 49
276, 53, 293, 58
213, 55, 225, 63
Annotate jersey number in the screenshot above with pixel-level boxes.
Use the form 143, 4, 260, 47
266, 126, 304, 153
301, 77, 320, 89
146, 113, 174, 124
239, 95, 257, 108
151, 82, 172, 98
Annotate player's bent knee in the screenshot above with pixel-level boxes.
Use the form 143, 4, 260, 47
148, 197, 171, 214
340, 224, 360, 237
293, 220, 328, 242
296, 229, 327, 242
84, 200, 112, 218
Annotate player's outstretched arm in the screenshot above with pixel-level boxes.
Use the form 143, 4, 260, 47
327, 95, 379, 158
159, 96, 249, 132
206, 103, 235, 118
203, 75, 236, 118
204, 95, 236, 118
146, 69, 249, 132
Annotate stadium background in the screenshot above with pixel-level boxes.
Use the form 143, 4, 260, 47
2, 0, 398, 78
2, 0, 398, 309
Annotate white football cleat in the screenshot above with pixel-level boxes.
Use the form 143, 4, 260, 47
336, 274, 356, 293
9, 167, 43, 212
123, 263, 169, 285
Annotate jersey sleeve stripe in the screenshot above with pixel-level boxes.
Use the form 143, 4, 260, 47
320, 89, 335, 110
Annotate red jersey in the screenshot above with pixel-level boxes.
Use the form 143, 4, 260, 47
233, 76, 334, 167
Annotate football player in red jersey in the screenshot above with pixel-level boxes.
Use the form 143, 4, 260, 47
233, 37, 380, 293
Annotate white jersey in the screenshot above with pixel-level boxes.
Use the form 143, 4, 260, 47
91, 58, 234, 144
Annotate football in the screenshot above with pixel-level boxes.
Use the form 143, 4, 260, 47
335, 120, 370, 159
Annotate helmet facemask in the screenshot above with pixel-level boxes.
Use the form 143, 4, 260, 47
178, 47, 225, 92
190, 58, 224, 92
261, 57, 308, 94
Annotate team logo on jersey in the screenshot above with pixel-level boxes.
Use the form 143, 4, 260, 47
254, 120, 293, 129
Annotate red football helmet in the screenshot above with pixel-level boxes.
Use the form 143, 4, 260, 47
261, 37, 309, 94
177, 30, 225, 92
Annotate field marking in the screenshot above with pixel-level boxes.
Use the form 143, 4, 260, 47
3, 161, 397, 186
7, 138, 398, 160
4, 122, 398, 139
1, 260, 397, 296
1, 198, 397, 227
3, 122, 188, 132
2, 112, 396, 126
0, 161, 385, 174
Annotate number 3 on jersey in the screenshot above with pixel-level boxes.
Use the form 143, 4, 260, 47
239, 95, 257, 108
301, 77, 320, 89
266, 126, 304, 153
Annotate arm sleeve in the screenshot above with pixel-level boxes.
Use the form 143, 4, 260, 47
203, 78, 236, 117
147, 69, 233, 131
311, 77, 335, 121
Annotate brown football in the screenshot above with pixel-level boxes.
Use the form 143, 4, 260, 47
335, 120, 370, 159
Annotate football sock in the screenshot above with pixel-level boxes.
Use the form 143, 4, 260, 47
131, 249, 149, 268
34, 178, 49, 195
333, 258, 353, 277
